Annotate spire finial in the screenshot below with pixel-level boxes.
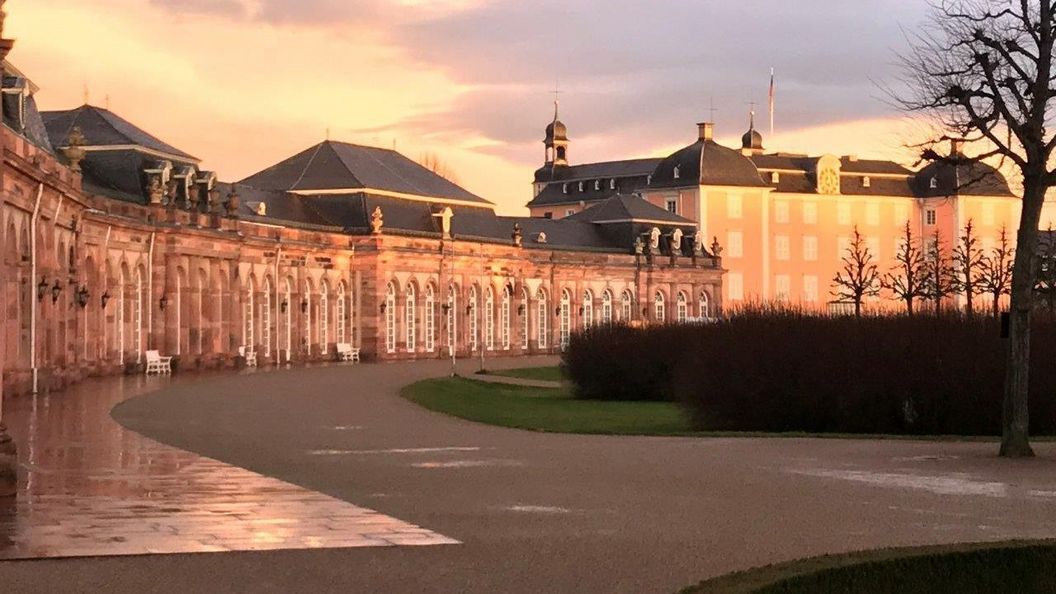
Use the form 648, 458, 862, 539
552, 81, 562, 122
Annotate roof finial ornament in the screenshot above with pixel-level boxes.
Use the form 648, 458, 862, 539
62, 126, 87, 173
512, 222, 523, 247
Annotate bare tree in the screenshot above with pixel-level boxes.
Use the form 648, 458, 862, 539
883, 222, 928, 316
923, 228, 958, 314
899, 1, 1056, 457
831, 226, 881, 317
980, 225, 1015, 318
951, 219, 986, 315
419, 152, 460, 184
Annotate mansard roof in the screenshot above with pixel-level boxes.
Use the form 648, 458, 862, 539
239, 140, 492, 206
42, 105, 198, 162
914, 159, 1016, 198
533, 157, 661, 184
649, 139, 769, 189
566, 193, 696, 226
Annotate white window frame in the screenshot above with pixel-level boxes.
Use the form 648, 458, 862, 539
582, 290, 594, 329
425, 285, 435, 353
537, 290, 548, 349
654, 291, 666, 323
385, 282, 396, 354
405, 283, 416, 352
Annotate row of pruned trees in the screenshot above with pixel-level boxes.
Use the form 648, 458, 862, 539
832, 221, 1014, 318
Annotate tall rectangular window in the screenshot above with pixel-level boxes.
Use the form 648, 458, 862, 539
727, 194, 742, 219
803, 276, 819, 303
838, 202, 852, 226
775, 275, 790, 301
666, 198, 678, 214
727, 231, 743, 258
803, 236, 818, 261
802, 202, 818, 224
866, 202, 880, 226
727, 273, 744, 301
926, 209, 937, 225
774, 200, 789, 224
775, 235, 790, 260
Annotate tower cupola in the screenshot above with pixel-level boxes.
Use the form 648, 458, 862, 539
544, 100, 569, 167
741, 111, 764, 156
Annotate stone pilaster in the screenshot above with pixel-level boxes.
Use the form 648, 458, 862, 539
0, 0, 18, 498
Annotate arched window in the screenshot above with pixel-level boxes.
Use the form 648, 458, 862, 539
196, 270, 207, 355
560, 289, 572, 350
117, 266, 127, 365
303, 280, 312, 353
654, 291, 666, 323
284, 279, 293, 361
699, 291, 711, 319
263, 278, 273, 358
447, 285, 458, 354
134, 267, 144, 363
501, 286, 511, 350
385, 282, 397, 353
336, 282, 347, 344
621, 290, 633, 322
405, 283, 417, 352
176, 269, 186, 356
485, 286, 495, 351
536, 289, 548, 349
319, 281, 329, 349
601, 290, 613, 325
676, 291, 688, 323
520, 287, 530, 350
468, 285, 478, 351
425, 284, 436, 352
582, 290, 594, 330
245, 277, 255, 351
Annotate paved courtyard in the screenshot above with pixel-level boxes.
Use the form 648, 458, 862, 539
2, 358, 1056, 593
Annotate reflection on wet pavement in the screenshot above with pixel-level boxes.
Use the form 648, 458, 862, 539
0, 373, 457, 559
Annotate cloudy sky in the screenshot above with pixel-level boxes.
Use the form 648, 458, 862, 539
8, 0, 932, 213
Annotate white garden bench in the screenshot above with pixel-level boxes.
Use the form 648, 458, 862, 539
336, 343, 360, 363
239, 346, 258, 368
144, 350, 172, 375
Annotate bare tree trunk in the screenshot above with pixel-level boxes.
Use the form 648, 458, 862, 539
993, 295, 999, 319
854, 299, 861, 318
1001, 178, 1044, 458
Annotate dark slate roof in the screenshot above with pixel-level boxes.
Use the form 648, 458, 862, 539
238, 140, 492, 205
534, 157, 662, 183
78, 149, 153, 204
649, 140, 768, 189
566, 194, 697, 226
749, 153, 917, 197
2, 77, 53, 153
914, 159, 1015, 198
41, 105, 198, 162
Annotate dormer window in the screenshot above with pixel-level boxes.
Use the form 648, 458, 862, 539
594, 180, 600, 191
609, 179, 616, 190
770, 171, 780, 183
256, 202, 267, 216
673, 166, 681, 180
562, 183, 568, 194
863, 176, 871, 188
647, 174, 653, 185
929, 177, 938, 189
578, 181, 584, 192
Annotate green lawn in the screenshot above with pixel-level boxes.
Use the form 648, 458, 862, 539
401, 376, 693, 435
487, 366, 565, 382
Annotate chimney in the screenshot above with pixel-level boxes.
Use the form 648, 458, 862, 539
697, 122, 714, 142
950, 138, 963, 156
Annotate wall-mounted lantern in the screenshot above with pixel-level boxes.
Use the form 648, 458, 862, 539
280, 299, 288, 314
380, 303, 387, 314
101, 290, 111, 309
76, 286, 90, 309
301, 299, 309, 314
51, 280, 62, 304
465, 305, 473, 315
441, 303, 451, 314
555, 307, 561, 317
160, 294, 169, 310
517, 304, 526, 316
37, 277, 49, 302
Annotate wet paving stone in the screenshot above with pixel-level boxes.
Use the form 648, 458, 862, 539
0, 373, 458, 559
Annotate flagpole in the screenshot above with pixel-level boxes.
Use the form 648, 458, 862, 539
769, 67, 775, 138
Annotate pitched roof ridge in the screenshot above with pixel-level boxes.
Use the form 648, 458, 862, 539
333, 141, 431, 196
289, 141, 330, 191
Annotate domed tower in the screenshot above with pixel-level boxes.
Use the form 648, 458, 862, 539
544, 100, 569, 167
741, 111, 764, 156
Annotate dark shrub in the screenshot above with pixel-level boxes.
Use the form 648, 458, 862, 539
563, 310, 1056, 436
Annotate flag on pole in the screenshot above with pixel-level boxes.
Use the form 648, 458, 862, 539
768, 67, 775, 138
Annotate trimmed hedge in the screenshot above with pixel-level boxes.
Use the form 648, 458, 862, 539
681, 540, 1056, 594
562, 312, 1056, 435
